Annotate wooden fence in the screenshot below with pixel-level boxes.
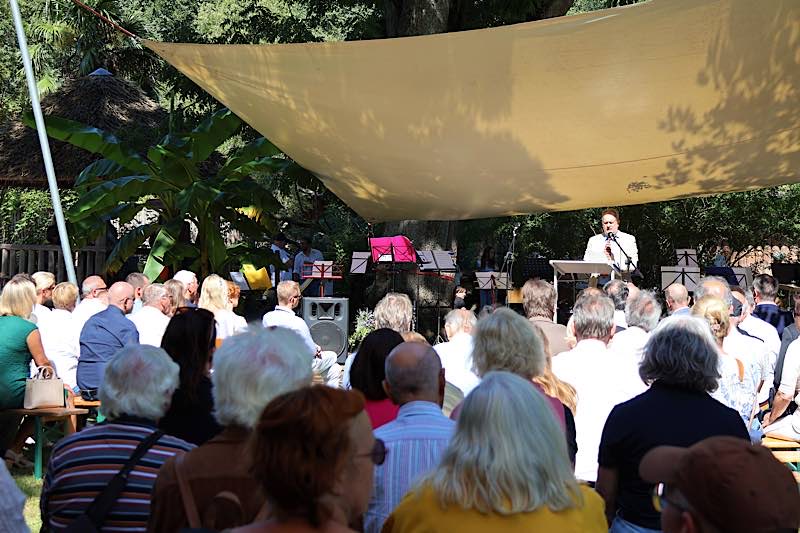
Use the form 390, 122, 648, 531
0, 242, 106, 284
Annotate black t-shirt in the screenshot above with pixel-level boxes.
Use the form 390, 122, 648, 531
598, 381, 749, 529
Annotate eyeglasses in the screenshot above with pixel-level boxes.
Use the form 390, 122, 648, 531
355, 438, 386, 466
652, 483, 690, 514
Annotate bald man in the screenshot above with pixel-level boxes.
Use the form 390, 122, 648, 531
72, 275, 109, 334
665, 283, 691, 315
76, 282, 139, 396
364, 342, 454, 533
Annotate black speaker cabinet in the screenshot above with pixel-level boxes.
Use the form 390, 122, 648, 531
303, 297, 349, 359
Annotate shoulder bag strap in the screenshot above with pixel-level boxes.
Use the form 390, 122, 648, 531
66, 430, 164, 532
175, 451, 202, 528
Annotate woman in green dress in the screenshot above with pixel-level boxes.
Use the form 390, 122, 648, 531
0, 276, 52, 465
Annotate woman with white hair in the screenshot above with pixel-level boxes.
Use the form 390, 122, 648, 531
0, 277, 53, 465
596, 315, 749, 533
40, 345, 194, 531
384, 371, 606, 532
148, 326, 314, 532
199, 274, 247, 342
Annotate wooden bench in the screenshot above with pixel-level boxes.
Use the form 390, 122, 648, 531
6, 407, 88, 479
762, 436, 800, 450
69, 397, 104, 427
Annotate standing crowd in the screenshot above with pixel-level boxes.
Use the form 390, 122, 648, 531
0, 266, 799, 533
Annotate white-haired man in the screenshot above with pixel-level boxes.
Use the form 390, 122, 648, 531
262, 280, 342, 387
664, 283, 691, 315
365, 342, 454, 533
343, 292, 413, 390
41, 345, 194, 531
172, 270, 199, 307
31, 271, 55, 321
552, 292, 632, 483
434, 309, 479, 396
128, 283, 171, 346
71, 275, 108, 334
610, 290, 662, 397
148, 327, 313, 532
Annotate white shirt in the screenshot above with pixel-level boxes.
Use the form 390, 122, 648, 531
725, 328, 770, 404
608, 326, 651, 398
552, 339, 637, 482
739, 314, 780, 390
434, 333, 480, 396
270, 244, 293, 284
127, 306, 170, 347
37, 309, 79, 390
72, 298, 107, 336
32, 303, 51, 324
262, 305, 317, 356
710, 351, 746, 418
213, 309, 248, 340
778, 339, 800, 404
583, 230, 638, 273
613, 310, 628, 330
293, 248, 324, 277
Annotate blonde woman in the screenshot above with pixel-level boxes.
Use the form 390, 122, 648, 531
164, 279, 185, 317
531, 323, 577, 414
199, 274, 247, 341
384, 371, 606, 533
468, 308, 577, 463
38, 282, 80, 391
692, 296, 755, 424
0, 277, 53, 464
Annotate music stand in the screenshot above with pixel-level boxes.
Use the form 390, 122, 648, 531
418, 250, 457, 272
731, 266, 753, 289
660, 266, 700, 292
676, 249, 699, 267
302, 261, 342, 297
476, 272, 510, 307
550, 260, 614, 323
350, 252, 370, 274
369, 236, 417, 291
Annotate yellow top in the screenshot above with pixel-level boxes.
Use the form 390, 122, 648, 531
382, 484, 607, 533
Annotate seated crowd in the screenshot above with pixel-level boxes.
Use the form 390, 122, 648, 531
0, 269, 799, 533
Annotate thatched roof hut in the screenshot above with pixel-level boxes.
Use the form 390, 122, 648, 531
0, 70, 166, 188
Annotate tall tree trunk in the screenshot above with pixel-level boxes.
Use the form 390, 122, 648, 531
385, 0, 452, 37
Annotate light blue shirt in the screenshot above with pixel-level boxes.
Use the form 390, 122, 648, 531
364, 401, 455, 533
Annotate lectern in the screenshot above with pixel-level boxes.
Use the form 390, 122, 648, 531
549, 260, 615, 323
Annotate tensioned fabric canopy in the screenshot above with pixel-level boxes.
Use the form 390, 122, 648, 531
144, 0, 799, 222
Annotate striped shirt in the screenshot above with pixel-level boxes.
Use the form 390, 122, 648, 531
364, 401, 455, 533
40, 417, 194, 532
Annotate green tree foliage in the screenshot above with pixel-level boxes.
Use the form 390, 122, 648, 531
471, 185, 800, 290
0, 187, 77, 244
25, 108, 287, 279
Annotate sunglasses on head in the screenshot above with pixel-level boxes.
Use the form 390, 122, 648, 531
355, 438, 387, 466
651, 483, 690, 514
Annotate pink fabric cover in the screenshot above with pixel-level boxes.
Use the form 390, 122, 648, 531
369, 236, 417, 263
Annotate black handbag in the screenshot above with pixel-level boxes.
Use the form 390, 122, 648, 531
62, 430, 164, 533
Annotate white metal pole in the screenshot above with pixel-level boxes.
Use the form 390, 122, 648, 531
8, 0, 78, 287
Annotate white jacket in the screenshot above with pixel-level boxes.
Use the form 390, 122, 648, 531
583, 230, 639, 273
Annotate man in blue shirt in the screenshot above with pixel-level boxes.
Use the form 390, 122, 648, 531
76, 281, 139, 394
751, 274, 793, 337
364, 342, 455, 533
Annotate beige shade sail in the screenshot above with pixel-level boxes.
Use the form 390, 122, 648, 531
144, 0, 799, 222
